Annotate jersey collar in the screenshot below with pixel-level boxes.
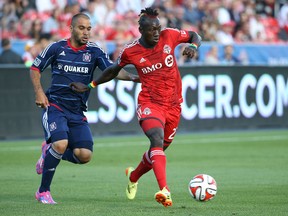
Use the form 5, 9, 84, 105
67, 38, 87, 52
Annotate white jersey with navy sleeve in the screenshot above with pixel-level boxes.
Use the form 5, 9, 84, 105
31, 39, 113, 111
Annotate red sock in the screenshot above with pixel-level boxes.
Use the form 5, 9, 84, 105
150, 147, 169, 191
130, 151, 152, 182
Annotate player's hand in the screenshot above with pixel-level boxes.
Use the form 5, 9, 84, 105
70, 82, 90, 93
182, 46, 197, 58
35, 90, 49, 109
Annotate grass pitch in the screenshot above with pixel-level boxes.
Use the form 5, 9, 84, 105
0, 130, 288, 216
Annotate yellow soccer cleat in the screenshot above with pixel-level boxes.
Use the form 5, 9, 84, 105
125, 167, 138, 200
154, 187, 172, 207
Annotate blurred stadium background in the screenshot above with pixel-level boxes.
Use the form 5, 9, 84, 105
0, 0, 288, 139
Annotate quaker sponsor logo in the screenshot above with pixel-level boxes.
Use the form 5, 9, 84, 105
63, 65, 89, 73
83, 52, 91, 62
33, 57, 41, 67
163, 45, 171, 54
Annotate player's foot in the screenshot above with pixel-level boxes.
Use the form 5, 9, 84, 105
125, 167, 138, 200
36, 141, 51, 175
154, 187, 172, 207
35, 189, 57, 204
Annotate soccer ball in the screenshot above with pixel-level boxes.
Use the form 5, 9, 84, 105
188, 174, 217, 201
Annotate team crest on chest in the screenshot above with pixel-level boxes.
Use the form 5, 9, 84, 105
83, 52, 91, 62
163, 45, 171, 54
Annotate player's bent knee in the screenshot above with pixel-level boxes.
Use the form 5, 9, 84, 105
52, 139, 69, 154
145, 128, 164, 148
79, 155, 91, 164
74, 148, 92, 164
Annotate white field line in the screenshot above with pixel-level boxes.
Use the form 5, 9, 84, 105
0, 135, 287, 152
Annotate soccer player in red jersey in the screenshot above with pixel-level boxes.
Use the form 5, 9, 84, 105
70, 7, 201, 207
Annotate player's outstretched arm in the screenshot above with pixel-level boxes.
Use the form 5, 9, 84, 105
116, 69, 140, 83
70, 63, 122, 93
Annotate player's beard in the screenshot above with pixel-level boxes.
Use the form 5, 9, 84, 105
79, 37, 88, 46
74, 35, 88, 47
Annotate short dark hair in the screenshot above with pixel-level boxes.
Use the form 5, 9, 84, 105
1, 38, 10, 48
138, 7, 159, 27
71, 13, 90, 26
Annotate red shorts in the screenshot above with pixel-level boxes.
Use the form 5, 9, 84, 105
137, 103, 181, 143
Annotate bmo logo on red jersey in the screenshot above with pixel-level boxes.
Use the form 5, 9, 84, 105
141, 63, 162, 74
141, 55, 174, 74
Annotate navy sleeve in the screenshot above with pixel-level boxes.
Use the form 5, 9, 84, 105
95, 48, 113, 71
32, 42, 57, 73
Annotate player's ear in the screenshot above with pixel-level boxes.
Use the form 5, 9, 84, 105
138, 26, 143, 34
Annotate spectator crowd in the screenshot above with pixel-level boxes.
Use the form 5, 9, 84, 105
0, 0, 288, 65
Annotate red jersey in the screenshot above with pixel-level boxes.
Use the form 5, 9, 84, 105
118, 28, 191, 107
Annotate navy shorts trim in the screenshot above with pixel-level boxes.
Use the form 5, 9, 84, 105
69, 141, 93, 152
50, 131, 68, 143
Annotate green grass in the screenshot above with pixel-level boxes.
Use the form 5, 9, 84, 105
0, 130, 288, 216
